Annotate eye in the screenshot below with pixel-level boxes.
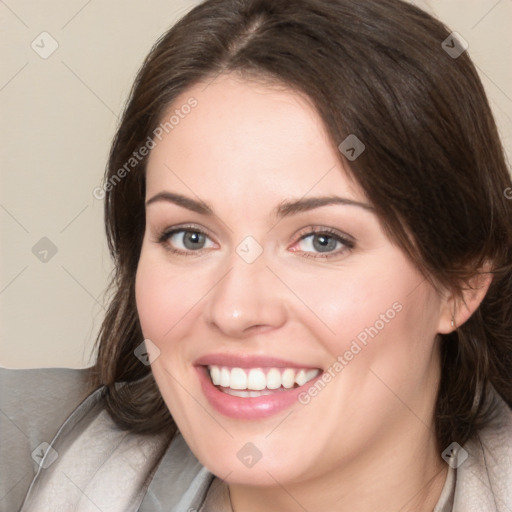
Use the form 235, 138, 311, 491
290, 228, 354, 258
158, 227, 216, 254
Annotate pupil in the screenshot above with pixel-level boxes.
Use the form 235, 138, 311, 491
313, 234, 336, 252
184, 231, 205, 249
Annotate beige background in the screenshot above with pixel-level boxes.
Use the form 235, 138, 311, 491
1, 1, 511, 369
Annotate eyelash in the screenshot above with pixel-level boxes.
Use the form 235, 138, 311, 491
292, 227, 355, 259
156, 224, 212, 258
156, 224, 355, 259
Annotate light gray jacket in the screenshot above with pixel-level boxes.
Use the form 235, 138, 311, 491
1, 367, 511, 511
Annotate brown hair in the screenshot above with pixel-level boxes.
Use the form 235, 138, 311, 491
88, 0, 512, 451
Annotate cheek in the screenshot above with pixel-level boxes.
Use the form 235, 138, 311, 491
135, 260, 175, 341
280, 262, 409, 355
135, 247, 199, 345
287, 260, 441, 374
135, 251, 200, 417
290, 268, 442, 448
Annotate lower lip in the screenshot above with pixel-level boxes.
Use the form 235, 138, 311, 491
197, 366, 321, 420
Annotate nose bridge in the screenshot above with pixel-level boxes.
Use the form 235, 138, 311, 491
205, 243, 287, 336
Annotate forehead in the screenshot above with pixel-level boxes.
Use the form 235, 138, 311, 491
145, 73, 366, 206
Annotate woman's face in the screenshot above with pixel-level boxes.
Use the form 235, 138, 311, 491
136, 73, 451, 487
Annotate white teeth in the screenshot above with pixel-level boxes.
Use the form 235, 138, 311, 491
281, 368, 295, 389
210, 366, 221, 386
207, 365, 321, 392
266, 368, 282, 389
220, 367, 230, 387
230, 368, 247, 390
295, 369, 308, 387
305, 369, 319, 383
247, 368, 267, 390
224, 388, 275, 397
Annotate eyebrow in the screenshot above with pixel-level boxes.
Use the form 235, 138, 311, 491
275, 196, 374, 217
146, 191, 212, 215
145, 191, 374, 218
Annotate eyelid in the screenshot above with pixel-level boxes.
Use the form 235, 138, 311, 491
155, 223, 218, 256
154, 223, 355, 259
289, 226, 355, 259
294, 226, 355, 244
157, 223, 212, 243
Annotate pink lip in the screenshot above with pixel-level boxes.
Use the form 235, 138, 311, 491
194, 354, 323, 420
194, 353, 320, 369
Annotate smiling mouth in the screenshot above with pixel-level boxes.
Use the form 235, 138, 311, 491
207, 365, 321, 397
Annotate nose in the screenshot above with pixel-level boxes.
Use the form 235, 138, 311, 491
204, 249, 288, 338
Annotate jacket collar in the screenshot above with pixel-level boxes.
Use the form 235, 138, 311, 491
452, 391, 512, 510
19, 386, 210, 512
19, 385, 511, 511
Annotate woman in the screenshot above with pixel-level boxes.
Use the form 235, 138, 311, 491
2, 0, 511, 510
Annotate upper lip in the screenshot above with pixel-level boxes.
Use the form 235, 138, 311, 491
194, 353, 322, 370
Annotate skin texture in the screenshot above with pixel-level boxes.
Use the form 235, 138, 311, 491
135, 73, 488, 511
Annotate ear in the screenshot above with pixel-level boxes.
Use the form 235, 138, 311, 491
437, 264, 494, 334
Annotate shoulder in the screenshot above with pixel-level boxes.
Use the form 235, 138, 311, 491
0, 366, 93, 439
2, 368, 209, 512
0, 365, 91, 394
0, 366, 94, 511
454, 389, 512, 510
